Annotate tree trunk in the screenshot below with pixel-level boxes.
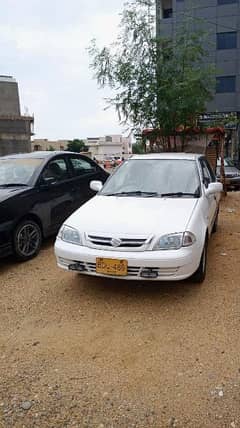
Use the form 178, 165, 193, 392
220, 137, 227, 196
173, 134, 177, 152
167, 136, 171, 152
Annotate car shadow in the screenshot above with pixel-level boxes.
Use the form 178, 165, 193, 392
0, 237, 56, 275
70, 273, 202, 304
0, 255, 15, 274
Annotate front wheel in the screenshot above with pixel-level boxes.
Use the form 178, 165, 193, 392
13, 219, 42, 261
191, 240, 208, 283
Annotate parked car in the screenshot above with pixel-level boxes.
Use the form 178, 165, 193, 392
55, 153, 222, 283
103, 157, 116, 169
0, 151, 109, 260
216, 158, 240, 190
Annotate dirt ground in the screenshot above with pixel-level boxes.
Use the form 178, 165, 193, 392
0, 192, 240, 428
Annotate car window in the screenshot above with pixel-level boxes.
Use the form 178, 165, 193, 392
225, 158, 234, 167
42, 158, 69, 182
200, 159, 213, 187
204, 159, 216, 181
69, 157, 97, 176
217, 158, 234, 167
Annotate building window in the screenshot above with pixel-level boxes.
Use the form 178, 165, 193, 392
216, 76, 236, 93
217, 32, 237, 49
218, 0, 238, 4
163, 8, 173, 18
105, 135, 112, 142
161, 0, 173, 19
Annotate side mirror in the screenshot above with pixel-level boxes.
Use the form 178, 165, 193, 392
205, 182, 223, 197
90, 180, 103, 192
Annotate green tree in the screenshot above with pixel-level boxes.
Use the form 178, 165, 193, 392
132, 138, 145, 154
67, 139, 88, 153
88, 0, 215, 150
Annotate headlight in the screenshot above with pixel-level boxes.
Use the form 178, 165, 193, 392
153, 232, 196, 250
58, 225, 81, 245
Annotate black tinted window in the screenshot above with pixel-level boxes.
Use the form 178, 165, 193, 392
42, 158, 69, 182
69, 157, 96, 176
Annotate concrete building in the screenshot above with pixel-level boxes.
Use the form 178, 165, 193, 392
32, 135, 132, 161
85, 134, 132, 161
157, 0, 240, 114
32, 139, 69, 151
0, 76, 34, 156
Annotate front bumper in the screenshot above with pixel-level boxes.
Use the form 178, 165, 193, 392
54, 238, 202, 281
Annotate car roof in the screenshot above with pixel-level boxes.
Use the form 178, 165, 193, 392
130, 153, 202, 161
0, 151, 84, 160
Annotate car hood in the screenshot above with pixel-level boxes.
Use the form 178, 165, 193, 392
66, 195, 198, 236
0, 186, 28, 203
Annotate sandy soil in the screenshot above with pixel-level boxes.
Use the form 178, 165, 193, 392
0, 192, 240, 428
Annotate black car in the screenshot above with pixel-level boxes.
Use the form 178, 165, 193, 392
0, 151, 109, 261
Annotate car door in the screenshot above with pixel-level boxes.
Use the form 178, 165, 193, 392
36, 156, 74, 234
66, 155, 105, 211
199, 158, 218, 230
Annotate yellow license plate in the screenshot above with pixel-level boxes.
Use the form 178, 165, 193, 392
96, 258, 128, 276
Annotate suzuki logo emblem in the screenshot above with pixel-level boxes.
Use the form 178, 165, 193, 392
111, 238, 122, 247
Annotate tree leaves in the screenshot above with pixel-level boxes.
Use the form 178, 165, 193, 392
88, 0, 215, 137
67, 139, 88, 153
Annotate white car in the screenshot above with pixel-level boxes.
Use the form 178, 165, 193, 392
54, 153, 222, 283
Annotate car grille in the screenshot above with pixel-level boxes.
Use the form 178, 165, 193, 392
86, 234, 149, 250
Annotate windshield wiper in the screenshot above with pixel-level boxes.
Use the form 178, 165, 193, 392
103, 191, 159, 197
161, 192, 199, 198
0, 183, 28, 187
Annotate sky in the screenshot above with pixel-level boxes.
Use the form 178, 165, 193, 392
0, 0, 127, 140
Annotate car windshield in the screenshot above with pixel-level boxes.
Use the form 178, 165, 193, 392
217, 158, 235, 167
101, 159, 201, 197
0, 158, 43, 186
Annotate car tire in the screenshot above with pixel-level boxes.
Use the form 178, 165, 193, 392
212, 210, 219, 234
13, 219, 42, 261
191, 239, 208, 284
